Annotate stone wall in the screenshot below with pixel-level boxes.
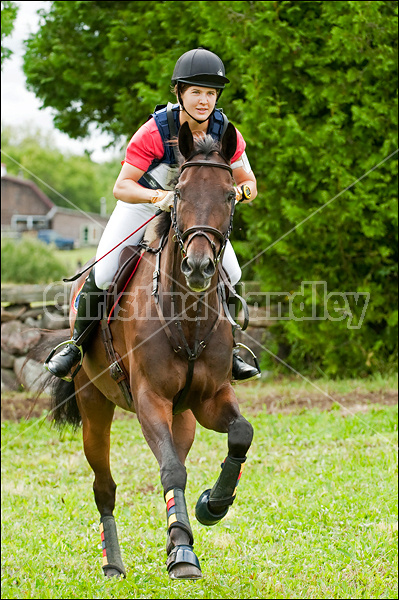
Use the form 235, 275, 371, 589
1, 285, 70, 393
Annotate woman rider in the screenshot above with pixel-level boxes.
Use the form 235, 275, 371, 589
45, 48, 261, 383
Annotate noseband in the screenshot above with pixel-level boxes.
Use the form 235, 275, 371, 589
171, 159, 235, 264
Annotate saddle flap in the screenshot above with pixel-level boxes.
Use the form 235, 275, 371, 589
106, 245, 142, 317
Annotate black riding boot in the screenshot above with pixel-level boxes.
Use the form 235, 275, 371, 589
45, 269, 105, 380
229, 289, 261, 384
232, 347, 261, 383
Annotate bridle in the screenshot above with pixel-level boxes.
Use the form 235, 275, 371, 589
170, 158, 236, 265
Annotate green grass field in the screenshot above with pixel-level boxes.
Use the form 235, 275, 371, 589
1, 378, 397, 599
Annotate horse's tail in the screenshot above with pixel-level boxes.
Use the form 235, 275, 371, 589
27, 328, 82, 430
50, 377, 81, 430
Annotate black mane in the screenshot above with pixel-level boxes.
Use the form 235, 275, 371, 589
155, 210, 172, 239
188, 134, 221, 160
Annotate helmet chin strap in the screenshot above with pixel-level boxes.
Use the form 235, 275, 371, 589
182, 104, 212, 124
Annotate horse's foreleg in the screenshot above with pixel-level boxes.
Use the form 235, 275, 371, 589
167, 410, 196, 552
75, 374, 125, 578
193, 385, 254, 526
137, 395, 201, 580
199, 415, 253, 522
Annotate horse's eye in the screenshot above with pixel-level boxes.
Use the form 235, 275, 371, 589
175, 188, 181, 199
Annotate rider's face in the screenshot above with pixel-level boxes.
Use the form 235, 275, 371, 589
181, 86, 218, 121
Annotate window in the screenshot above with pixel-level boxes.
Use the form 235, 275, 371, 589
11, 215, 49, 231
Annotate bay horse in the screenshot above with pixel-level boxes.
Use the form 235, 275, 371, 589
50, 122, 254, 580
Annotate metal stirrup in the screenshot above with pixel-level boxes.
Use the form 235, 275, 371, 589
234, 342, 261, 372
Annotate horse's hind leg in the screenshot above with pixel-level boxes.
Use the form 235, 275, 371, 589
193, 385, 254, 526
74, 372, 125, 578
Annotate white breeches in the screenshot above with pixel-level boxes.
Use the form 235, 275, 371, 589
94, 200, 242, 290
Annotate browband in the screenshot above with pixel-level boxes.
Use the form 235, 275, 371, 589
180, 160, 233, 175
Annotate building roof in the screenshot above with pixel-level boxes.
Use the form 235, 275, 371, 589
52, 205, 108, 220
1, 174, 55, 210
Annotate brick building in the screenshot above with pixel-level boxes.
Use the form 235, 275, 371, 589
1, 168, 109, 246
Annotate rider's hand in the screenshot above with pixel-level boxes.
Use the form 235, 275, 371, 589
150, 190, 174, 212
235, 187, 243, 204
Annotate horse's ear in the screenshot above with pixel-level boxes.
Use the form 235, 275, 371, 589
221, 122, 237, 163
178, 121, 194, 159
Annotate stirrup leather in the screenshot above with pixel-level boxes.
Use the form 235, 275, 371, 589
44, 340, 84, 382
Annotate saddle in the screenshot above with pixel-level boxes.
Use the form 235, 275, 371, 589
105, 211, 163, 319
106, 245, 143, 320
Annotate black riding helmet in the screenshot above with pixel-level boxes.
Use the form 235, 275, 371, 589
171, 48, 230, 89
172, 48, 229, 123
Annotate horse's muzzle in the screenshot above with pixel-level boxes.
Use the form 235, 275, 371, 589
181, 256, 216, 292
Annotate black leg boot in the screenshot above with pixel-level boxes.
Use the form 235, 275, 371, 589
45, 269, 105, 380
229, 289, 261, 384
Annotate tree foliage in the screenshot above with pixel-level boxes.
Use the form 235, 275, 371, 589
22, 1, 398, 377
1, 0, 18, 66
1, 125, 121, 214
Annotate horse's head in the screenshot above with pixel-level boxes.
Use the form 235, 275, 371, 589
172, 121, 237, 293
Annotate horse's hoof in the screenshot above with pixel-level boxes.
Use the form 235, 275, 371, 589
195, 489, 229, 526
169, 563, 203, 580
103, 566, 125, 578
166, 544, 202, 580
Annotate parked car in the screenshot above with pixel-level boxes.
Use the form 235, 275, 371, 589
37, 229, 75, 250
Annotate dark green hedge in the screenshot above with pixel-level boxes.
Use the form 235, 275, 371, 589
231, 1, 398, 376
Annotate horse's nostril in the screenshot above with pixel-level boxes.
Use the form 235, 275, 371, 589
181, 256, 194, 276
202, 258, 215, 278
182, 256, 215, 287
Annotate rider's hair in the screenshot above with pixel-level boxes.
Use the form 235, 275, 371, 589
171, 82, 191, 97
171, 83, 217, 99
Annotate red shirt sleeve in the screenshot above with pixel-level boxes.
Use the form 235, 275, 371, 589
231, 128, 246, 164
123, 118, 164, 171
